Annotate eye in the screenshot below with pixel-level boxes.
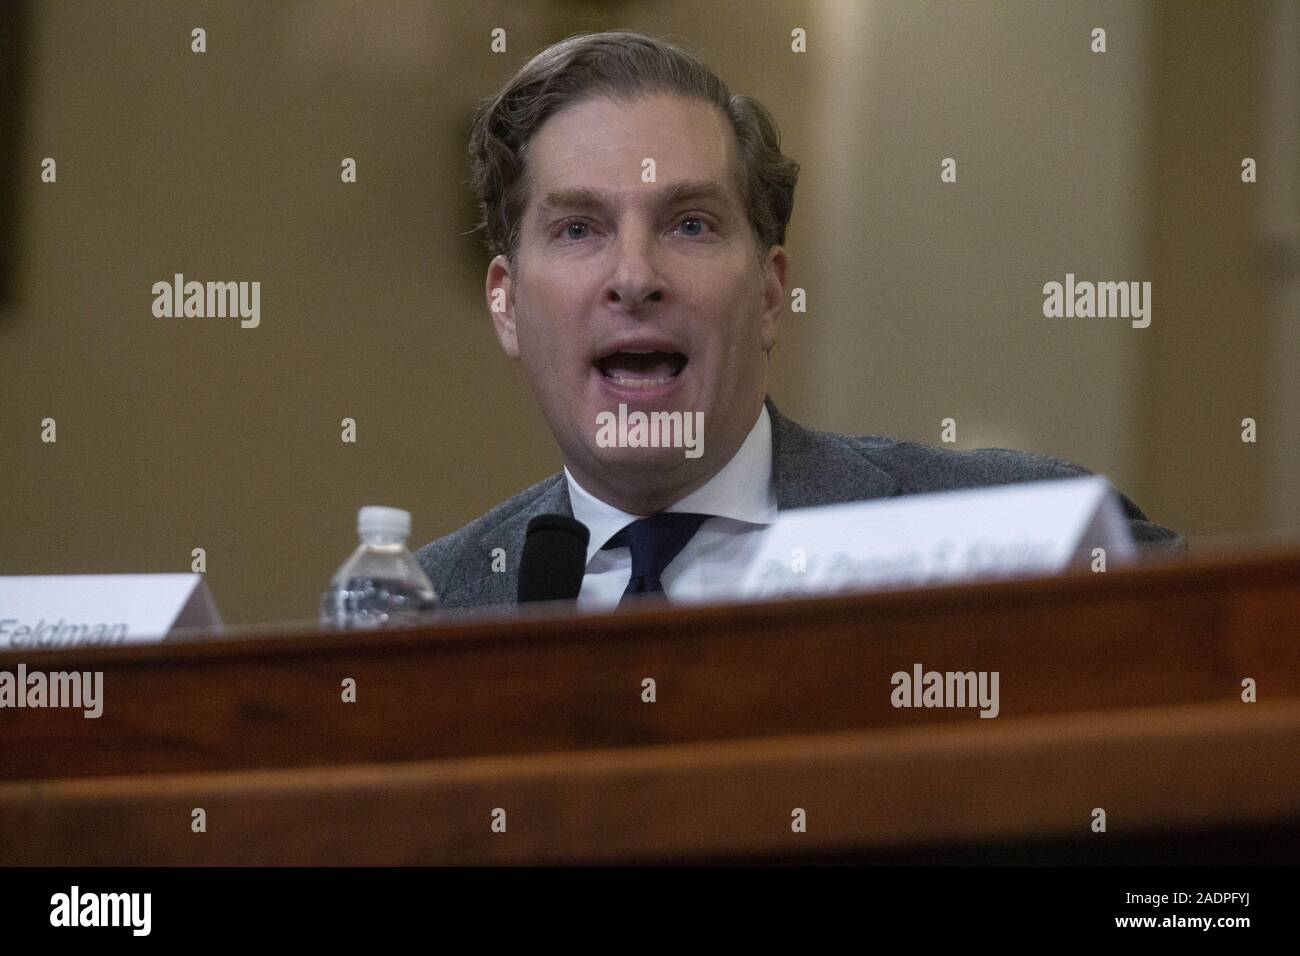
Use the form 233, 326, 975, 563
674, 216, 714, 238
557, 219, 590, 241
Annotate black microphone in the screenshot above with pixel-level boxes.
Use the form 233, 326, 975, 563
517, 514, 590, 603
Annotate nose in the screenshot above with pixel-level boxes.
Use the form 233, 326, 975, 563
605, 225, 664, 312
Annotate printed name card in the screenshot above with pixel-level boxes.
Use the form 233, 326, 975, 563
734, 476, 1135, 600
0, 574, 222, 651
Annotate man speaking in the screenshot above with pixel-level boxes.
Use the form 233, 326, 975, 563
415, 30, 1183, 611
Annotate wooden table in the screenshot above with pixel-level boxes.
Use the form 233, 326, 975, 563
2, 548, 1298, 864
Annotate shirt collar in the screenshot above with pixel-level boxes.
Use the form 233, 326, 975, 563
564, 403, 777, 566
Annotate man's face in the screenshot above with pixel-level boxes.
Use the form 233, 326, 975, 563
487, 93, 787, 511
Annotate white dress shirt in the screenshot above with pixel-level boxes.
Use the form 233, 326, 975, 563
564, 404, 777, 611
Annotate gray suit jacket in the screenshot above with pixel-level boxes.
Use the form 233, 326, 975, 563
414, 396, 1186, 610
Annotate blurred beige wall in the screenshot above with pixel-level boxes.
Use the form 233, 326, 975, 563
1, 0, 1294, 625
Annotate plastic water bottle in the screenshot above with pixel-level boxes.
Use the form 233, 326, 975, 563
320, 506, 438, 628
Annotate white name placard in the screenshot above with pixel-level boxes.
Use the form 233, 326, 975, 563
0, 574, 222, 651
733, 476, 1134, 600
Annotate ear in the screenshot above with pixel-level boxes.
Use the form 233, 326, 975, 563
486, 255, 520, 359
759, 245, 788, 353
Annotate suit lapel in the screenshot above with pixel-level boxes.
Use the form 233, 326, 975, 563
766, 395, 900, 509
443, 475, 572, 608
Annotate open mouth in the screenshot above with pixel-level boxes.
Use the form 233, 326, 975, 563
594, 349, 688, 388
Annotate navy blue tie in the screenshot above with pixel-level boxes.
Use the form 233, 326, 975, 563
602, 512, 711, 603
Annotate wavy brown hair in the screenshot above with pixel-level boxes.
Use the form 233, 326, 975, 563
467, 31, 799, 271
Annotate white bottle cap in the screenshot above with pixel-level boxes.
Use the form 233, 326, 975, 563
358, 506, 411, 539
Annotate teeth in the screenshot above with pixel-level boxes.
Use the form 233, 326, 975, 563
609, 373, 673, 388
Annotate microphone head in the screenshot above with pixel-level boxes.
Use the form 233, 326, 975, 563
517, 514, 591, 604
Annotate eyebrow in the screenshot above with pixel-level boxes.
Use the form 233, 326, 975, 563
538, 179, 732, 215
